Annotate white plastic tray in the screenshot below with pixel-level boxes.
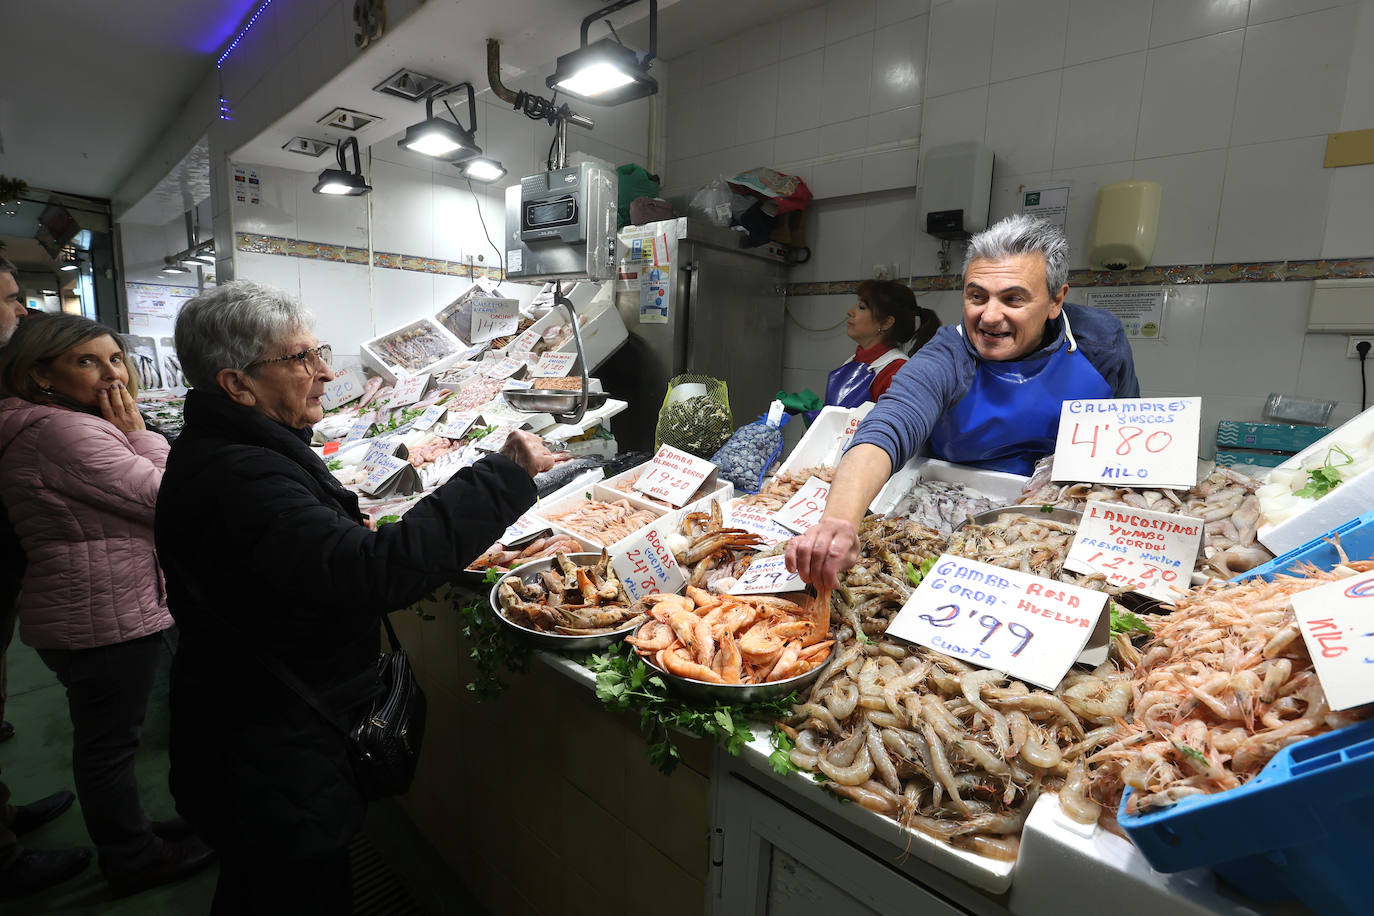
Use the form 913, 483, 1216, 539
777, 403, 875, 477
532, 488, 667, 549
872, 457, 1030, 515
598, 461, 734, 516
361, 317, 471, 385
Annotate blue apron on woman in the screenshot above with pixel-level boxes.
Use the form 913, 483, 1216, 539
928, 313, 1112, 475
805, 348, 906, 423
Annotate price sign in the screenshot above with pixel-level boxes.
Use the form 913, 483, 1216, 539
1291, 573, 1374, 711
361, 438, 400, 468
773, 477, 831, 535
433, 410, 478, 440
321, 370, 365, 411
505, 326, 541, 356
1064, 502, 1202, 602
389, 373, 430, 407
729, 555, 806, 595
480, 356, 525, 379
468, 297, 519, 344
729, 500, 793, 548
499, 512, 547, 546
633, 446, 716, 508
530, 352, 577, 377
1052, 398, 1201, 489
473, 425, 517, 452
410, 402, 448, 432
504, 379, 533, 390
611, 521, 687, 602
343, 411, 376, 443
886, 555, 1108, 690
358, 454, 409, 496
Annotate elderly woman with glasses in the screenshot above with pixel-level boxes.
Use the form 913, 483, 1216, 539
154, 281, 554, 914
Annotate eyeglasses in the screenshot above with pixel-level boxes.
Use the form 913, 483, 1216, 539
244, 343, 333, 373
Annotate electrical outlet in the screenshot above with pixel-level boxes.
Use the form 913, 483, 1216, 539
1347, 336, 1374, 358
873, 263, 892, 281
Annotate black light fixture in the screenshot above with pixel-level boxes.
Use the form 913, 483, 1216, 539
314, 137, 372, 196
460, 156, 506, 183
398, 83, 478, 160
547, 0, 658, 105
59, 250, 80, 271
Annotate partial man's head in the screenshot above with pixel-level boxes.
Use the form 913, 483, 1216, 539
960, 214, 1070, 362
0, 256, 23, 345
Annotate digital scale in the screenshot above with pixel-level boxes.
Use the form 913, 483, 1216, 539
504, 161, 617, 282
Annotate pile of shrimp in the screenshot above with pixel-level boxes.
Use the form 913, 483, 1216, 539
947, 511, 1124, 597
469, 532, 587, 572
626, 586, 833, 685
831, 516, 946, 639
1018, 457, 1273, 578
733, 465, 837, 513
668, 500, 765, 591
1088, 561, 1374, 817
780, 631, 1136, 860
543, 499, 659, 546
496, 550, 641, 636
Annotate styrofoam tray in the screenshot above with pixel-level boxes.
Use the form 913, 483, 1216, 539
598, 462, 734, 516
505, 283, 627, 374
871, 456, 1029, 516
1256, 402, 1374, 556
532, 489, 667, 549
776, 404, 874, 477
361, 317, 472, 385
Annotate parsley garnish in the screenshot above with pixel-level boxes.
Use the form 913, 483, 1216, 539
1295, 446, 1353, 499
326, 458, 343, 471
905, 556, 937, 587
456, 595, 532, 700
768, 726, 799, 776
376, 514, 401, 526
1109, 603, 1152, 637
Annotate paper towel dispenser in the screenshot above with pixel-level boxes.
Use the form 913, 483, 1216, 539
1088, 180, 1160, 270
1307, 279, 1374, 333
921, 142, 993, 241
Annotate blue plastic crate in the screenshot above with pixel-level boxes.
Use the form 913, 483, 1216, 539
1119, 717, 1374, 915
1236, 505, 1374, 582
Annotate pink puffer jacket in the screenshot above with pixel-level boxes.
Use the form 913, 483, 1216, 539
0, 397, 172, 649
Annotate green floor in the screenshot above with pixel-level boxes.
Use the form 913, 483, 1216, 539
1, 635, 484, 915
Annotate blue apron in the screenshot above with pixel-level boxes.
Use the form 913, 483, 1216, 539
804, 349, 906, 423
928, 315, 1112, 475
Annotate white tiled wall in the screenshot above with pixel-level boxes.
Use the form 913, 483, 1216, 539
662, 0, 1374, 454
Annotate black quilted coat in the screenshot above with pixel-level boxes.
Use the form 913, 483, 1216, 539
155, 389, 533, 858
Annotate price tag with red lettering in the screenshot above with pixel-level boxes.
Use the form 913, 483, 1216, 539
529, 352, 577, 377
389, 373, 430, 407
728, 500, 792, 548
505, 326, 542, 357
772, 477, 830, 535
610, 521, 687, 602
633, 446, 717, 508
886, 555, 1108, 689
1063, 502, 1201, 603
1052, 397, 1201, 489
1290, 573, 1374, 711
729, 555, 806, 595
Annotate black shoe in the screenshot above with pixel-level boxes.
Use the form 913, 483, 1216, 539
0, 847, 93, 899
106, 836, 216, 899
10, 790, 76, 836
150, 817, 194, 842
0, 721, 12, 743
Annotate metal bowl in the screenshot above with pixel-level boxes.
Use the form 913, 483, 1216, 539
504, 388, 608, 414
954, 505, 1083, 534
631, 620, 830, 703
488, 552, 639, 651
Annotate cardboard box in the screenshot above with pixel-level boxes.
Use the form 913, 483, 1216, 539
1215, 420, 1333, 453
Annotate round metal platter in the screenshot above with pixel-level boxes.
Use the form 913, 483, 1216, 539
503, 388, 608, 414
954, 505, 1083, 534
630, 618, 830, 703
489, 552, 639, 651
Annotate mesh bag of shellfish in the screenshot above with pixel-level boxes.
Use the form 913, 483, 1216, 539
711, 400, 791, 494
654, 374, 733, 459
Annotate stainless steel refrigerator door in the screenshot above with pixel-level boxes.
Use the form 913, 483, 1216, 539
680, 241, 788, 428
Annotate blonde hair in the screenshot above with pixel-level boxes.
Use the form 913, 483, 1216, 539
0, 313, 139, 404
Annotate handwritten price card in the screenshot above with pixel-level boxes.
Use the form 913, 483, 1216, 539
729, 555, 806, 595
473, 425, 517, 453
480, 356, 526, 379
633, 446, 717, 508
321, 370, 365, 411
498, 512, 548, 546
389, 373, 430, 407
1291, 573, 1374, 711
611, 521, 687, 602
433, 410, 478, 440
1052, 398, 1201, 489
886, 555, 1108, 689
361, 438, 400, 468
773, 477, 831, 535
529, 352, 577, 378
1064, 503, 1201, 603
358, 454, 409, 496
729, 500, 793, 549
468, 297, 519, 343
343, 411, 376, 443
505, 327, 541, 357
410, 402, 448, 432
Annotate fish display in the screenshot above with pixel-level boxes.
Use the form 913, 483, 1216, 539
885, 479, 1002, 537
543, 499, 660, 546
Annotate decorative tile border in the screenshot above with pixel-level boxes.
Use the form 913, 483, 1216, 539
787, 257, 1374, 296
234, 232, 506, 281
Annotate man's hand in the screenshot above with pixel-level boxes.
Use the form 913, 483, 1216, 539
785, 516, 860, 589
499, 430, 556, 477
98, 383, 146, 434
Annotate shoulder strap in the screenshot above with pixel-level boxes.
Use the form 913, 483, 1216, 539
867, 348, 906, 372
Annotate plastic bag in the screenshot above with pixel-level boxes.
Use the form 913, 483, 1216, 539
688, 177, 733, 227
655, 374, 732, 459
711, 401, 791, 494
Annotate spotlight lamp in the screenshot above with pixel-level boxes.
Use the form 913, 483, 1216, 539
161, 259, 190, 274
60, 255, 80, 272
460, 156, 506, 184
399, 82, 479, 161
314, 137, 372, 196
547, 0, 658, 105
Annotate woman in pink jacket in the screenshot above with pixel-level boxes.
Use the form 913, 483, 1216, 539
0, 314, 212, 897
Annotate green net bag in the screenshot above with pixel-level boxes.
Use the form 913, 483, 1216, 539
654, 375, 733, 459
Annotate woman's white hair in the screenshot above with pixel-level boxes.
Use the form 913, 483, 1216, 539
175, 280, 315, 390
962, 213, 1070, 296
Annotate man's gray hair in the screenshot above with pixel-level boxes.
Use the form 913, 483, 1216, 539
175, 280, 315, 390
962, 213, 1070, 296
0, 255, 16, 277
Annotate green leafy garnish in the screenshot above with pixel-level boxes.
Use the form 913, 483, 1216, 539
326, 458, 343, 471
376, 514, 401, 527
768, 726, 799, 776
456, 596, 532, 700
466, 424, 498, 441
1109, 603, 1152, 637
584, 643, 796, 774
905, 556, 938, 587
481, 567, 505, 586
1295, 446, 1353, 499
1040, 504, 1054, 513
